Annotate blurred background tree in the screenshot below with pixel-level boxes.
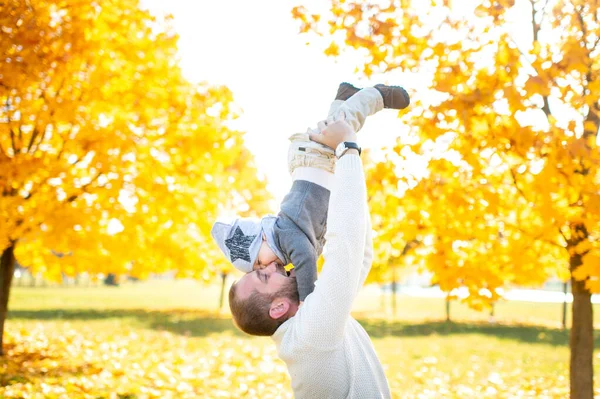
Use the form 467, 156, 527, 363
293, 0, 600, 397
0, 0, 270, 355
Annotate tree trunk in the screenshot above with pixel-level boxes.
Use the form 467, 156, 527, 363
104, 273, 118, 286
445, 296, 451, 322
219, 272, 227, 311
0, 244, 16, 356
562, 281, 568, 330
570, 254, 594, 399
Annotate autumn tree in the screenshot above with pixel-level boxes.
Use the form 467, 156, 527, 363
293, 0, 600, 397
362, 151, 421, 315
0, 0, 269, 355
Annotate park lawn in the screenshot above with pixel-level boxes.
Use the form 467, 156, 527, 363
1, 280, 599, 398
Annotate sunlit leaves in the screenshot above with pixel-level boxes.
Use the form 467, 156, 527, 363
293, 0, 600, 305
0, 0, 270, 281
0, 313, 588, 398
0, 323, 291, 399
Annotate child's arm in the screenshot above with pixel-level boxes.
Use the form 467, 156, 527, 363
278, 233, 317, 302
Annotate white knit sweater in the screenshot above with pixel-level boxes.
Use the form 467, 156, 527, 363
272, 155, 391, 399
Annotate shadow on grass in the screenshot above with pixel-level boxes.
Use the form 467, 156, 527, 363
10, 308, 598, 346
0, 342, 99, 387
356, 318, 600, 347
8, 309, 245, 338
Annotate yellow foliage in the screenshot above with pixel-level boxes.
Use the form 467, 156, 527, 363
0, 0, 270, 280
293, 0, 600, 305
324, 41, 340, 56
573, 254, 600, 290
0, 322, 291, 399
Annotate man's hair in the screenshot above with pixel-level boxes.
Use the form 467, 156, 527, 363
229, 279, 299, 336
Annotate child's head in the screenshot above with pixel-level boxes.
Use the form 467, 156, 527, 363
211, 217, 283, 274
254, 233, 284, 270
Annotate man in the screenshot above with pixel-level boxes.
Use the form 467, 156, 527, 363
229, 117, 391, 398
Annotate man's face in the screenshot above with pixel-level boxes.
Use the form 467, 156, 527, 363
236, 262, 296, 301
253, 237, 283, 270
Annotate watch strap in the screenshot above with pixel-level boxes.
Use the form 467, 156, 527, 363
343, 142, 361, 155
336, 141, 361, 158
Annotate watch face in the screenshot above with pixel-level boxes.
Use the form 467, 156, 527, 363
335, 142, 346, 158
336, 141, 360, 157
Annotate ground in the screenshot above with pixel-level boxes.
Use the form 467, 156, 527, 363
1, 279, 599, 398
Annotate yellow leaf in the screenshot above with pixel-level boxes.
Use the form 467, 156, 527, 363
324, 41, 340, 57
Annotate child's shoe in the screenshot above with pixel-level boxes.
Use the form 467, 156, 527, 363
335, 82, 361, 101
374, 84, 410, 109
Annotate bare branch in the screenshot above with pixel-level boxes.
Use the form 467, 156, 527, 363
509, 167, 532, 203
5, 97, 18, 154
541, 238, 566, 249
559, 227, 569, 245
568, 193, 583, 207
504, 35, 553, 120
66, 172, 103, 203
537, 0, 552, 28
574, 4, 588, 40
541, 95, 551, 118
9, 128, 17, 154
56, 136, 67, 160
27, 78, 65, 155
29, 123, 49, 155
26, 126, 40, 153
400, 239, 420, 256
529, 0, 538, 41
531, 0, 553, 119
503, 220, 565, 249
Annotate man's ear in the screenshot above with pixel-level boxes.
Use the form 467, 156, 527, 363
269, 298, 290, 320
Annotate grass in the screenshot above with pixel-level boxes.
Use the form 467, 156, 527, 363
2, 280, 600, 398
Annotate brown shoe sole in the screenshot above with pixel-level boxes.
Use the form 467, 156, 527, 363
374, 84, 410, 109
335, 82, 361, 101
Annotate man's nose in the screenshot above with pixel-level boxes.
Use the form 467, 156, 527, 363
264, 263, 277, 274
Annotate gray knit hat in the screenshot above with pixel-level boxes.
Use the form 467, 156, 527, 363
211, 217, 263, 273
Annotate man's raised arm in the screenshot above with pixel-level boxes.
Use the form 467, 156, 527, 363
296, 118, 369, 344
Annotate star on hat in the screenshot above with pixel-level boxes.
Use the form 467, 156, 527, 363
225, 226, 257, 263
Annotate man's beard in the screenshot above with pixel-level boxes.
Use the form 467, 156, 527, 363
275, 276, 300, 304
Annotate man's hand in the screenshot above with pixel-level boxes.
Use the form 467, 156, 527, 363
309, 112, 357, 150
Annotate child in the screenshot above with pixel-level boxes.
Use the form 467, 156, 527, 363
211, 83, 410, 302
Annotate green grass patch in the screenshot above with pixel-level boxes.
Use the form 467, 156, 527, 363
2, 280, 599, 398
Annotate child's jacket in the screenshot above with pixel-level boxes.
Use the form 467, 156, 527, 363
211, 180, 330, 301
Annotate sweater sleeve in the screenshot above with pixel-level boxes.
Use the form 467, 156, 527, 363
281, 233, 317, 302
358, 211, 374, 288
296, 154, 367, 346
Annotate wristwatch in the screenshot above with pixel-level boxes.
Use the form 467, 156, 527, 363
335, 141, 361, 158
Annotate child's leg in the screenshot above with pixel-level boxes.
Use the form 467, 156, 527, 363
326, 82, 360, 119
287, 83, 411, 187
326, 100, 344, 120
329, 83, 410, 133
286, 96, 346, 190
287, 135, 335, 189
331, 87, 384, 133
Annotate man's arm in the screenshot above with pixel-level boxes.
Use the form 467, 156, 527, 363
358, 211, 374, 289
294, 141, 369, 346
314, 153, 367, 309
